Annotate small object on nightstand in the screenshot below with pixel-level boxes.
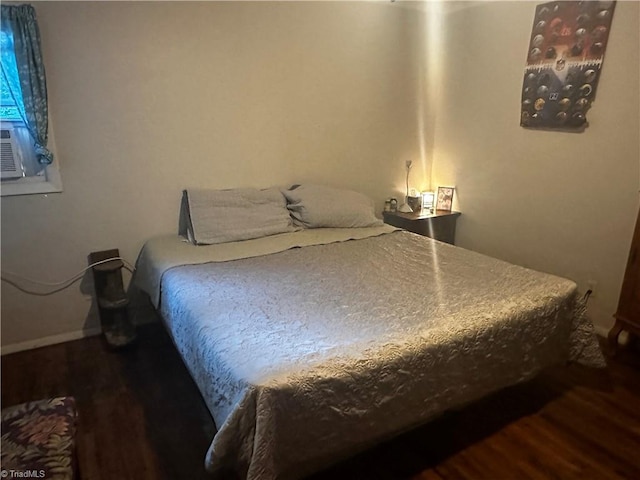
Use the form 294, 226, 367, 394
436, 186, 455, 212
383, 210, 461, 245
421, 191, 435, 213
89, 248, 137, 349
398, 160, 414, 213
407, 195, 422, 212
389, 198, 398, 212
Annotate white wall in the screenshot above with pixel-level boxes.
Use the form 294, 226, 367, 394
1, 1, 430, 349
431, 1, 640, 334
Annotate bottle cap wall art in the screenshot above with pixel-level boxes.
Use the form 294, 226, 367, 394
521, 1, 616, 130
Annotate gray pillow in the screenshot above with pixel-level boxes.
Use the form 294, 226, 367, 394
183, 188, 298, 245
282, 184, 383, 228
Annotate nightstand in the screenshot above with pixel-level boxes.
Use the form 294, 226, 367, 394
383, 210, 461, 244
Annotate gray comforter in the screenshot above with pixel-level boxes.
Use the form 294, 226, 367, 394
136, 229, 603, 479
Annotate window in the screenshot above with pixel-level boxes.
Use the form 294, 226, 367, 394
1, 5, 61, 196
0, 34, 22, 123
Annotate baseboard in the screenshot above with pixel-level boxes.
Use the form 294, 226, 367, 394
0, 306, 159, 356
1, 327, 102, 356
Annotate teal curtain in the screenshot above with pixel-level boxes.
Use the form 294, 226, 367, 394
1, 4, 52, 164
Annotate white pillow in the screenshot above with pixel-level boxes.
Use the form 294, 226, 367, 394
282, 184, 383, 228
183, 188, 298, 245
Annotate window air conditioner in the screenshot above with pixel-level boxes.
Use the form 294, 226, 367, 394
1, 127, 24, 179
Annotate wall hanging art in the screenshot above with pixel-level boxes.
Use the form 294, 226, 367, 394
520, 1, 616, 130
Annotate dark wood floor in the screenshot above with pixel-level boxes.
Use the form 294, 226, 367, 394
2, 322, 639, 480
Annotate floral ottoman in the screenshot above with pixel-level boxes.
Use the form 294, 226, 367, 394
1, 397, 78, 480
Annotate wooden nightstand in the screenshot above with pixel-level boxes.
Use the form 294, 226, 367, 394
383, 210, 461, 245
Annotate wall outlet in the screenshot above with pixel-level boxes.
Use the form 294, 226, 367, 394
586, 279, 597, 296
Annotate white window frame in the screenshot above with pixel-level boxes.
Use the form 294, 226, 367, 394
1, 18, 62, 197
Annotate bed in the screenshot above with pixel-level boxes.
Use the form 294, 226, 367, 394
134, 185, 604, 480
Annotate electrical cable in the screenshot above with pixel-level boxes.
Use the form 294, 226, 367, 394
0, 257, 135, 296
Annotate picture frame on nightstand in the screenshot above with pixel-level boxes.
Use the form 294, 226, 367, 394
436, 186, 454, 211
421, 191, 435, 212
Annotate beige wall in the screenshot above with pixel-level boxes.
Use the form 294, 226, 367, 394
1, 1, 430, 349
432, 1, 640, 334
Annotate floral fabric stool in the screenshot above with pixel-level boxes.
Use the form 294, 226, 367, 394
1, 396, 78, 480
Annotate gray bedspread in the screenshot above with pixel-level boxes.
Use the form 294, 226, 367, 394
136, 229, 603, 480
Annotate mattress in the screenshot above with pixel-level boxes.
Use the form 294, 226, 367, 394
135, 228, 603, 479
